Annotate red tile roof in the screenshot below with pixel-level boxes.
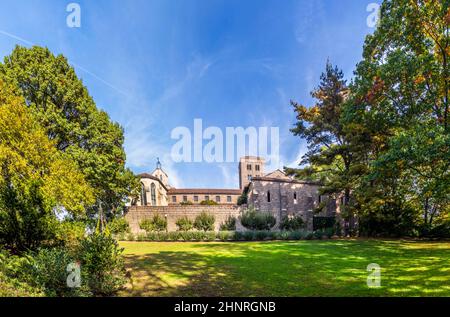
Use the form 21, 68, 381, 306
168, 188, 242, 195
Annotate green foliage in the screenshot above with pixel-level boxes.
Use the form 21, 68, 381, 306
53, 221, 86, 250
26, 247, 87, 297
194, 212, 215, 231
77, 233, 127, 296
0, 250, 44, 296
313, 217, 336, 231
200, 200, 218, 206
240, 208, 276, 231
217, 231, 235, 241
0, 80, 94, 253
287, 0, 450, 237
139, 214, 167, 232
180, 201, 193, 206
0, 45, 139, 221
108, 217, 130, 235
175, 216, 194, 231
279, 215, 305, 231
219, 215, 236, 231
237, 186, 249, 206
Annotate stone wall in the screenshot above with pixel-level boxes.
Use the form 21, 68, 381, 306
125, 205, 241, 233
248, 180, 338, 231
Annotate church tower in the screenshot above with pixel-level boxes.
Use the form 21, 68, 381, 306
152, 157, 169, 188
238, 156, 265, 189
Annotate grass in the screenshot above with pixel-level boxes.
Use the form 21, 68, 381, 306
119, 239, 450, 297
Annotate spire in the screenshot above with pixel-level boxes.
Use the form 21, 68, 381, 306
156, 157, 162, 170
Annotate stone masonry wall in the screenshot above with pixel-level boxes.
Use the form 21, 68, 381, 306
125, 205, 241, 233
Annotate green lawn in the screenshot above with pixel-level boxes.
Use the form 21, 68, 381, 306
119, 240, 450, 297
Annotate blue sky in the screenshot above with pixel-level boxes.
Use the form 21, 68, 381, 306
0, 0, 380, 189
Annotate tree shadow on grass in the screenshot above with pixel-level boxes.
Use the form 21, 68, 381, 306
120, 240, 450, 297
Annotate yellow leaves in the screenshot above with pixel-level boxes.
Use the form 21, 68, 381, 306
0, 79, 94, 214
414, 75, 426, 85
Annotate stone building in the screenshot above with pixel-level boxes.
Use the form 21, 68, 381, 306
127, 156, 340, 233
167, 188, 241, 205
247, 169, 339, 231
238, 156, 265, 189
133, 158, 242, 207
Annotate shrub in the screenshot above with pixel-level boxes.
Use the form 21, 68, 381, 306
168, 231, 181, 241
176, 216, 194, 231
194, 212, 215, 231
77, 233, 127, 296
313, 230, 324, 239
180, 201, 193, 206
0, 249, 45, 296
234, 231, 244, 241
279, 215, 305, 231
178, 231, 195, 241
108, 218, 130, 235
313, 216, 336, 231
204, 231, 216, 241
26, 247, 88, 297
243, 231, 255, 241
240, 208, 276, 231
255, 231, 269, 241
288, 231, 304, 240
0, 270, 44, 297
200, 200, 218, 206
277, 231, 290, 240
139, 214, 167, 232
219, 216, 236, 231
217, 231, 235, 241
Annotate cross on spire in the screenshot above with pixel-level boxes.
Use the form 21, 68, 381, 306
156, 157, 162, 169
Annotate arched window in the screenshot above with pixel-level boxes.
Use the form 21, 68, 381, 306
267, 191, 271, 203
151, 183, 157, 206
140, 183, 147, 206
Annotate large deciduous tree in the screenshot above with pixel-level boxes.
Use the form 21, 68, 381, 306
0, 46, 138, 220
342, 0, 449, 236
0, 80, 94, 252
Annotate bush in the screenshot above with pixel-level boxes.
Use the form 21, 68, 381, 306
0, 270, 44, 297
219, 216, 236, 231
178, 231, 195, 241
243, 231, 255, 241
277, 231, 290, 240
279, 215, 305, 231
27, 247, 88, 297
194, 212, 215, 231
176, 216, 194, 231
108, 218, 130, 235
255, 231, 270, 241
200, 200, 218, 206
0, 249, 44, 296
139, 214, 167, 232
77, 233, 127, 296
240, 208, 276, 231
217, 231, 235, 241
180, 201, 193, 206
313, 216, 336, 231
